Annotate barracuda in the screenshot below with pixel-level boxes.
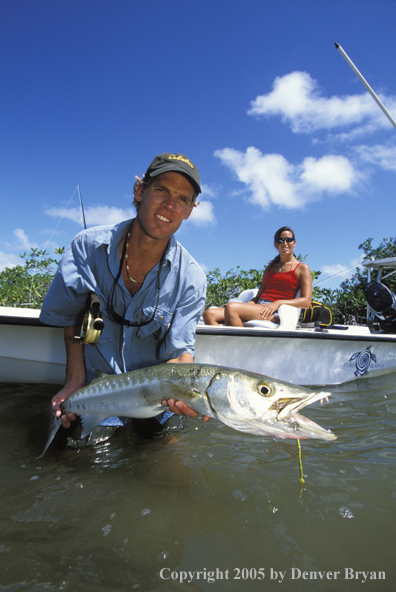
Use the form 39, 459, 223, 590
41, 363, 336, 456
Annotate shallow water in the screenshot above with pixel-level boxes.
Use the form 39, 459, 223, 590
1, 373, 396, 591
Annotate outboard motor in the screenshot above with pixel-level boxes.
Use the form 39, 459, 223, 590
364, 281, 396, 333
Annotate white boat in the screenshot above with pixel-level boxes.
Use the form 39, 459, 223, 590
1, 258, 396, 387
0, 307, 66, 385
195, 323, 396, 385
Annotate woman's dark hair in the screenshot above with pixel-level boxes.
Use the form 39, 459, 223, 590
274, 226, 295, 243
267, 226, 296, 271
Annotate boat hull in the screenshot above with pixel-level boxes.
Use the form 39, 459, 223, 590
1, 308, 396, 386
195, 326, 396, 385
0, 321, 66, 384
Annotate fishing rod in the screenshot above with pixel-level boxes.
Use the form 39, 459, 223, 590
335, 42, 396, 130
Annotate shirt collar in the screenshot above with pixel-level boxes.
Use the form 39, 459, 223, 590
95, 218, 178, 272
92, 219, 132, 251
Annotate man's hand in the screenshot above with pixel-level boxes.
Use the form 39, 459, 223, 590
53, 325, 87, 428
164, 353, 211, 422
52, 383, 84, 428
164, 398, 211, 422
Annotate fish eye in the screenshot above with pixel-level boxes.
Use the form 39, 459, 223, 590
259, 384, 273, 396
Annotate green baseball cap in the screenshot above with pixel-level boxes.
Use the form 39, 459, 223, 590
144, 152, 201, 195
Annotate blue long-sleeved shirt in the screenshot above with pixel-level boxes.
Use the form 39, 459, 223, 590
40, 219, 207, 422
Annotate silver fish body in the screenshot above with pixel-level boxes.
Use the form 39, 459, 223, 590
41, 363, 336, 456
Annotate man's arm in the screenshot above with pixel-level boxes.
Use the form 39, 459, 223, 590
52, 325, 86, 428
167, 352, 194, 364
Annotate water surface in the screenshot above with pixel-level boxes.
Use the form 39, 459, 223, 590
1, 373, 396, 591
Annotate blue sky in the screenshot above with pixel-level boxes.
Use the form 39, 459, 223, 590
1, 0, 396, 291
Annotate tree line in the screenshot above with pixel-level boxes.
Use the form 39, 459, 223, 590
1, 237, 395, 325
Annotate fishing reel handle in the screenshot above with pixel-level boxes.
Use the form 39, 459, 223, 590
90, 293, 104, 330
80, 293, 105, 345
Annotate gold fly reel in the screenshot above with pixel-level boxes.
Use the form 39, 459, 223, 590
80, 309, 102, 345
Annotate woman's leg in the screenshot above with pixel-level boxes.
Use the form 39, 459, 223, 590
203, 307, 225, 325
224, 301, 270, 327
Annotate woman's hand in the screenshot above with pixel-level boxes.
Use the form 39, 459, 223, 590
259, 301, 280, 320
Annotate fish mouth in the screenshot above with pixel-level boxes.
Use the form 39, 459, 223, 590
272, 391, 337, 441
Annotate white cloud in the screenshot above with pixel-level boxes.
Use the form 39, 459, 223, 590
215, 146, 357, 209
13, 229, 38, 250
354, 142, 396, 172
321, 264, 352, 280
200, 183, 217, 198
0, 251, 21, 272
318, 259, 363, 286
199, 262, 209, 274
248, 71, 396, 135
187, 200, 216, 226
46, 201, 216, 228
214, 71, 396, 214
300, 155, 356, 192
0, 230, 39, 272
45, 205, 135, 227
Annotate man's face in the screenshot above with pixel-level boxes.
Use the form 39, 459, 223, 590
135, 172, 194, 241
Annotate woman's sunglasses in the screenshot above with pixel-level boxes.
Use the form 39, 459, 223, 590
277, 237, 295, 244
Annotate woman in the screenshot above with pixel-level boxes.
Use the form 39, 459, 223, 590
223, 227, 312, 327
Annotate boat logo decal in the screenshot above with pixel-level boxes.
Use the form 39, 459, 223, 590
349, 346, 377, 377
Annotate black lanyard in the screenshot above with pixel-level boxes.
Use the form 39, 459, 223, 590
110, 222, 166, 328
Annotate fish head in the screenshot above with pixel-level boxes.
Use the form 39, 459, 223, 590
206, 369, 336, 441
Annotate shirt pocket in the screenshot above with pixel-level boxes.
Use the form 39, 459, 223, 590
136, 305, 174, 341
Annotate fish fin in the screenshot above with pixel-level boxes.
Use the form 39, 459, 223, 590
79, 415, 104, 438
39, 413, 62, 458
162, 381, 202, 401
91, 369, 110, 384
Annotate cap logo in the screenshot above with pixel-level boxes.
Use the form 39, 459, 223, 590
168, 154, 194, 169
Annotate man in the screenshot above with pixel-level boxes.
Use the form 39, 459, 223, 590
40, 152, 208, 446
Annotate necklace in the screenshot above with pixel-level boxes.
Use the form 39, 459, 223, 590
278, 258, 295, 272
125, 225, 144, 284
110, 220, 166, 328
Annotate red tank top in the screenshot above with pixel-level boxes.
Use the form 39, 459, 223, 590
258, 262, 301, 302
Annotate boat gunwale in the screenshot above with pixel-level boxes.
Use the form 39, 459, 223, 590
2, 312, 396, 343
0, 315, 51, 328
196, 325, 396, 343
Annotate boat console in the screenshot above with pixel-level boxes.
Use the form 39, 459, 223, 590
363, 257, 396, 334
365, 281, 396, 333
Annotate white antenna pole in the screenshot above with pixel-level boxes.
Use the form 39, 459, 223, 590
335, 42, 396, 130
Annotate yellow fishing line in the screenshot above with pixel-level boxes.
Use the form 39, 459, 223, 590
297, 439, 305, 497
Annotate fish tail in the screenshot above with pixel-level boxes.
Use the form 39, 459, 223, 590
39, 413, 62, 457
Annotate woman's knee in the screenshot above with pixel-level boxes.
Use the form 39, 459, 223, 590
203, 309, 211, 322
203, 307, 224, 325
203, 309, 214, 324
224, 302, 239, 319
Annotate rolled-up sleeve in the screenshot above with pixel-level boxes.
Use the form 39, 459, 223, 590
40, 234, 99, 327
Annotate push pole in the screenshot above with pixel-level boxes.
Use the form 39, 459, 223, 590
335, 42, 396, 131
77, 185, 87, 230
